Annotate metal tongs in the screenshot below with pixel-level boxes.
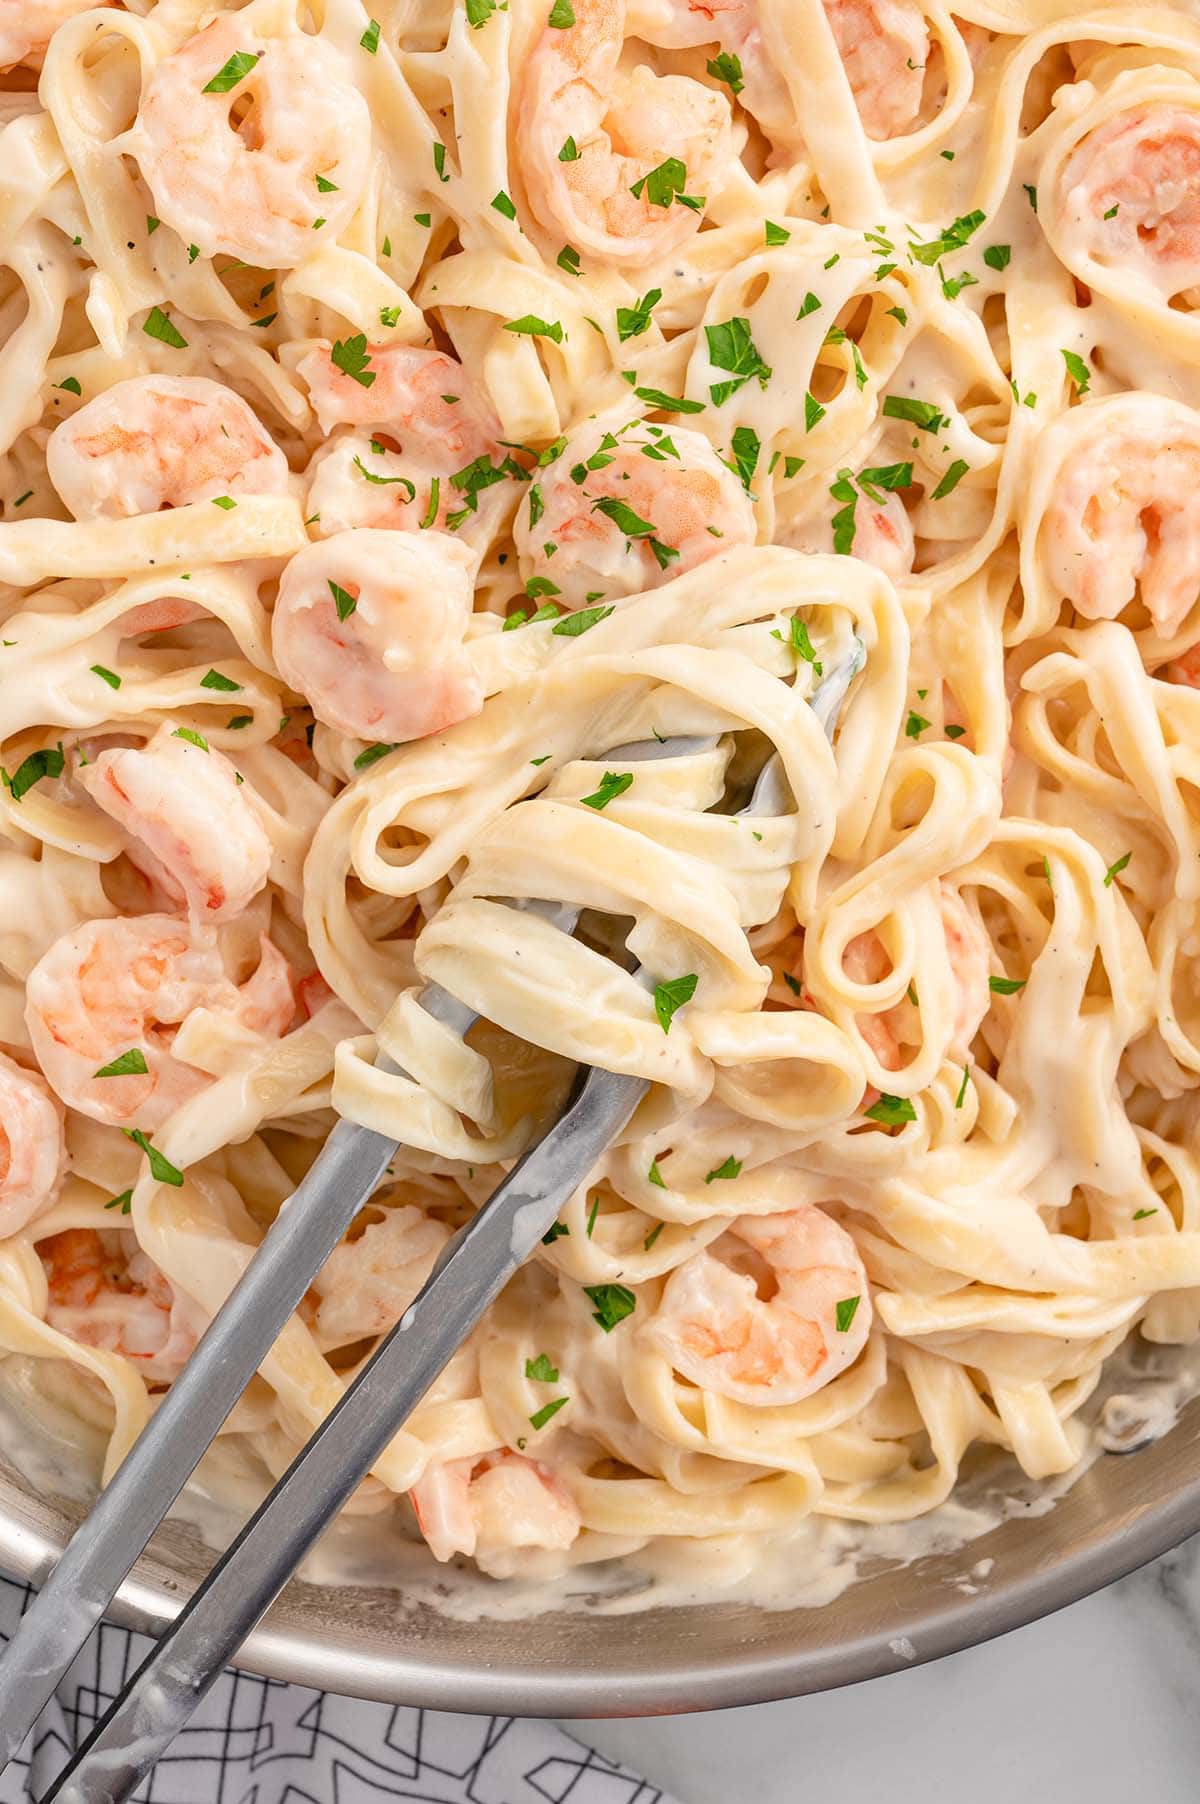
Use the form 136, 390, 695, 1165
0, 643, 863, 1799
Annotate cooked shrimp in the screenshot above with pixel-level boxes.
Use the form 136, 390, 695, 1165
514, 419, 755, 608
310, 1207, 450, 1346
24, 914, 291, 1130
0, 1053, 65, 1238
1041, 396, 1200, 637
517, 0, 733, 266
39, 1229, 205, 1383
124, 15, 370, 268
646, 1204, 871, 1405
842, 883, 989, 1070
271, 528, 482, 744
0, 0, 95, 70
298, 344, 500, 463
1055, 106, 1200, 296
624, 0, 797, 144
410, 1450, 582, 1564
304, 435, 500, 541
785, 488, 915, 584
77, 726, 272, 924
823, 0, 929, 138
46, 376, 289, 521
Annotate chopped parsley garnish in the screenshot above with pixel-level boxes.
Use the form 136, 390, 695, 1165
988, 974, 1026, 994
353, 456, 415, 497
1104, 851, 1132, 887
705, 1155, 742, 1183
882, 394, 944, 433
55, 377, 82, 396
796, 292, 821, 319
2, 743, 64, 802
315, 174, 339, 193
1024, 184, 1038, 212
829, 470, 858, 553
706, 49, 743, 92
504, 313, 563, 342
865, 1094, 916, 1126
859, 461, 913, 499
419, 477, 441, 528
705, 317, 772, 405
983, 244, 1011, 271
328, 579, 357, 621
104, 1189, 133, 1214
526, 1353, 559, 1382
783, 971, 802, 995
467, 0, 497, 22
633, 385, 704, 414
1061, 348, 1091, 395
905, 711, 930, 738
360, 17, 381, 51
433, 142, 449, 182
644, 1222, 664, 1250
939, 265, 978, 301
202, 50, 261, 93
542, 1221, 570, 1243
1133, 1207, 1157, 1220
210, 495, 236, 510
172, 726, 209, 752
835, 1295, 861, 1333
122, 1128, 184, 1187
955, 1065, 970, 1109
583, 1284, 636, 1332
142, 306, 187, 349
353, 742, 397, 771
654, 972, 698, 1033
1104, 203, 1119, 220
91, 665, 121, 689
729, 424, 760, 490
331, 333, 375, 388
94, 1049, 149, 1079
931, 458, 969, 499
908, 209, 985, 266
804, 391, 825, 432
552, 603, 613, 636
886, 304, 908, 326
557, 245, 581, 275
647, 1158, 666, 1188
548, 0, 575, 22
491, 190, 517, 220
945, 723, 967, 740
379, 304, 403, 328
764, 219, 790, 247
529, 1396, 569, 1429
559, 136, 579, 161
200, 669, 242, 692
616, 287, 662, 343
630, 158, 700, 210
580, 770, 633, 809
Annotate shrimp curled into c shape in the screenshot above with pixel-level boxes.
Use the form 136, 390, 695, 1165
124, 15, 371, 268
1038, 394, 1200, 638
0, 1053, 65, 1239
46, 375, 289, 521
514, 418, 756, 609
1055, 105, 1200, 298
645, 1204, 872, 1405
410, 1450, 582, 1566
38, 1229, 205, 1383
77, 726, 273, 924
24, 914, 293, 1131
517, 0, 733, 266
272, 528, 483, 745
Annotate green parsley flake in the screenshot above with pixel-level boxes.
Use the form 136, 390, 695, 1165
360, 17, 381, 51
1061, 348, 1091, 395
1104, 851, 1132, 887
529, 1395, 569, 1429
91, 665, 121, 689
630, 158, 696, 210
704, 317, 772, 405
142, 306, 187, 349
931, 458, 970, 499
796, 292, 822, 319
331, 333, 375, 388
905, 710, 931, 738
122, 1128, 184, 1187
580, 770, 633, 809
955, 1065, 970, 1109
729, 424, 760, 490
654, 972, 698, 1033
804, 391, 825, 432
706, 49, 743, 91
525, 1353, 559, 1382
865, 1093, 917, 1126
835, 1295, 861, 1332
1133, 1207, 1157, 1220
94, 1048, 149, 1079
882, 394, 944, 433
172, 727, 209, 752
616, 287, 662, 343
200, 669, 242, 692
104, 1189, 133, 1214
764, 219, 790, 247
328, 579, 357, 621
210, 495, 236, 510
202, 50, 261, 94
988, 975, 1026, 994
353, 742, 397, 772
633, 385, 704, 414
648, 1158, 666, 1188
2, 743, 64, 802
548, 0, 574, 22
983, 244, 1011, 271
559, 136, 579, 161
55, 377, 82, 397
557, 245, 582, 275
504, 313, 563, 342
704, 1155, 742, 1183
492, 190, 517, 220
909, 210, 986, 266
584, 1284, 636, 1332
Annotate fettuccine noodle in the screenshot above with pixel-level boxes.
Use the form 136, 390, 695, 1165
1, 0, 1198, 1585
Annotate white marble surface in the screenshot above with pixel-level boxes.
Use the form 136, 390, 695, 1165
564, 1533, 1200, 1803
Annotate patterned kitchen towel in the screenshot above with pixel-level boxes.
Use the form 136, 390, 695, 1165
0, 1574, 679, 1804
